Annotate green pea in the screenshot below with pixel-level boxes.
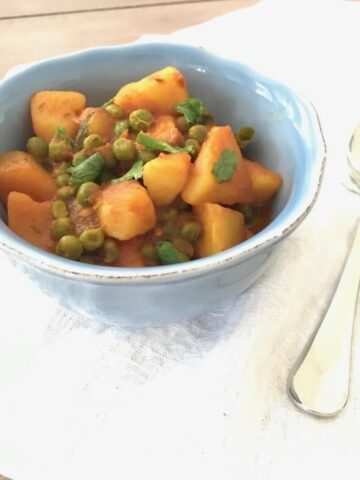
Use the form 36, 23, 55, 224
185, 138, 200, 156
56, 173, 70, 187
76, 181, 100, 207
26, 136, 48, 158
83, 134, 103, 152
172, 238, 194, 258
129, 109, 153, 132
102, 150, 117, 169
80, 228, 105, 252
114, 120, 130, 138
50, 217, 72, 240
235, 127, 255, 148
158, 207, 178, 224
180, 221, 202, 242
175, 116, 189, 134
52, 200, 68, 219
140, 242, 159, 263
137, 150, 157, 164
56, 235, 83, 260
105, 103, 125, 119
72, 152, 87, 167
49, 138, 73, 162
188, 124, 208, 143
57, 186, 75, 200
112, 138, 137, 162
101, 238, 120, 264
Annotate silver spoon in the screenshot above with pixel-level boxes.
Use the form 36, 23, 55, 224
288, 221, 360, 416
288, 129, 360, 417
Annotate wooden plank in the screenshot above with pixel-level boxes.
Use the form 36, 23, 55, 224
0, 0, 201, 19
0, 0, 257, 77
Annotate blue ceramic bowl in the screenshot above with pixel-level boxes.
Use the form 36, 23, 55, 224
0, 43, 325, 327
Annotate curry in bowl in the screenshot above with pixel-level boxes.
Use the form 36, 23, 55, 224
0, 66, 282, 267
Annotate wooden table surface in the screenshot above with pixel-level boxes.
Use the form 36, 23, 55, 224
0, 1, 255, 478
0, 0, 257, 78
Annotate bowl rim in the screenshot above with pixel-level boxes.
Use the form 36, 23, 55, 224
0, 41, 327, 283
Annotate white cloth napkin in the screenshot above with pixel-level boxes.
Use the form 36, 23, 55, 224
1, 1, 360, 478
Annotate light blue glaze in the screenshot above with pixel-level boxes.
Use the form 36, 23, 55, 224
0, 43, 326, 327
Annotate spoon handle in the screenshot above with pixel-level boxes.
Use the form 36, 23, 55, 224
288, 222, 360, 417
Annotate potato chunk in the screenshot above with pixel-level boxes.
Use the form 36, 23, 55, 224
31, 90, 86, 142
244, 159, 282, 204
143, 152, 191, 206
194, 203, 245, 258
181, 126, 253, 205
87, 108, 116, 142
114, 67, 189, 115
7, 191, 54, 250
0, 151, 57, 204
147, 115, 183, 146
95, 181, 156, 240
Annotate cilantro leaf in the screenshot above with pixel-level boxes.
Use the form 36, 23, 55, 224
69, 152, 104, 187
212, 149, 238, 183
137, 133, 179, 154
156, 241, 189, 265
136, 133, 195, 156
111, 159, 144, 184
175, 98, 205, 125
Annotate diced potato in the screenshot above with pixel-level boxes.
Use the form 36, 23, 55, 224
95, 181, 156, 240
194, 202, 245, 258
31, 90, 86, 142
87, 108, 116, 142
7, 191, 54, 251
244, 159, 282, 204
181, 126, 253, 205
114, 67, 189, 115
113, 237, 146, 268
0, 151, 57, 204
147, 115, 183, 146
143, 152, 191, 206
